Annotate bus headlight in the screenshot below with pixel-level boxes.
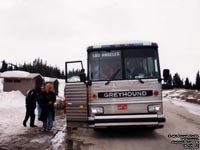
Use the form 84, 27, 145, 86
148, 105, 161, 113
91, 107, 104, 114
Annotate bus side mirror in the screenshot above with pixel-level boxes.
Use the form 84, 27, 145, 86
163, 69, 170, 82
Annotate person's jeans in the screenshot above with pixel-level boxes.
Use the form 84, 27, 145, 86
36, 103, 41, 120
42, 111, 53, 130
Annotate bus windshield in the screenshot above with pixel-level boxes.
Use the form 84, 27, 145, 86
89, 50, 122, 81
89, 48, 160, 81
124, 48, 160, 80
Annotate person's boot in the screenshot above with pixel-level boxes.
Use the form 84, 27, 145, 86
23, 120, 27, 127
30, 125, 38, 128
30, 114, 37, 127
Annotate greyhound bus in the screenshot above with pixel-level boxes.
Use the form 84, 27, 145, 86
65, 41, 169, 129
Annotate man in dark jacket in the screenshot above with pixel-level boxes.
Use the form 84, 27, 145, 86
23, 88, 38, 127
41, 83, 56, 131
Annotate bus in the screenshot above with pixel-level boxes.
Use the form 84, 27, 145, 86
65, 41, 169, 130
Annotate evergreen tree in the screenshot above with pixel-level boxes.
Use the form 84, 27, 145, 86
195, 71, 200, 90
166, 74, 173, 89
1, 60, 8, 72
173, 73, 183, 88
3, 58, 66, 79
184, 77, 192, 89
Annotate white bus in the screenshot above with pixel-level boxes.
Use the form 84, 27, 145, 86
65, 41, 169, 130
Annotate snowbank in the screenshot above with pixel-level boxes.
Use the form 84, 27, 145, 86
0, 90, 26, 136
171, 99, 200, 117
164, 89, 200, 104
0, 90, 25, 108
164, 89, 200, 117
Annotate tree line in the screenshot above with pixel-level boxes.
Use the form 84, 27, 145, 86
0, 58, 65, 79
1, 59, 200, 90
163, 71, 200, 90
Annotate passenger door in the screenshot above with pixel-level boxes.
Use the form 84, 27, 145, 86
64, 61, 88, 128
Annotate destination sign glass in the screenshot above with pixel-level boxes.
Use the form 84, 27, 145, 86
91, 51, 121, 59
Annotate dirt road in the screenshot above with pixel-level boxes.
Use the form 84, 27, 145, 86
66, 97, 200, 150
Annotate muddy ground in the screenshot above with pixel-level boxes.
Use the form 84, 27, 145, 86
0, 111, 66, 150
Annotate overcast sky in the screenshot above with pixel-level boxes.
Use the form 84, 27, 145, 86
0, 0, 199, 82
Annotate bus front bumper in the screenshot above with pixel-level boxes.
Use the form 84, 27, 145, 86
88, 114, 166, 128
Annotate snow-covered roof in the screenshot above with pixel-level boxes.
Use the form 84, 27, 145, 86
0, 71, 41, 79
44, 77, 58, 83
67, 76, 80, 82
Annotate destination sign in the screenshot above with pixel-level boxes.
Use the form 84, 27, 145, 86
98, 90, 153, 98
92, 51, 121, 58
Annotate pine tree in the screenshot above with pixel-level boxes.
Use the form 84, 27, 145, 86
184, 77, 191, 89
195, 71, 200, 90
166, 74, 173, 89
173, 73, 183, 88
1, 60, 8, 72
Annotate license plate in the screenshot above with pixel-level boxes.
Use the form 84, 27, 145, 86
117, 104, 128, 110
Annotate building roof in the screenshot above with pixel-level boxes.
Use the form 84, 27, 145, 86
44, 77, 58, 83
0, 71, 41, 79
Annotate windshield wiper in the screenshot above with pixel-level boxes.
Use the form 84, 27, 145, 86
138, 78, 144, 84
105, 69, 120, 85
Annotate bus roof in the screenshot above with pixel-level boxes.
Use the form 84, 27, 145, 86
87, 41, 158, 51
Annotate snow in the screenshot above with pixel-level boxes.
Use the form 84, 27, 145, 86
58, 79, 65, 97
67, 76, 80, 82
51, 124, 66, 150
171, 99, 200, 117
44, 77, 57, 82
164, 89, 200, 117
0, 70, 30, 78
0, 78, 66, 149
0, 90, 26, 136
0, 90, 25, 108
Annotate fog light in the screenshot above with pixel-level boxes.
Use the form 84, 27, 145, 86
148, 105, 161, 112
91, 107, 103, 114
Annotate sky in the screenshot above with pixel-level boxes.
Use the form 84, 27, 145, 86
0, 0, 199, 82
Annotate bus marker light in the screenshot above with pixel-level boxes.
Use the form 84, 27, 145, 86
154, 90, 159, 96
118, 104, 128, 110
80, 105, 84, 109
92, 93, 97, 99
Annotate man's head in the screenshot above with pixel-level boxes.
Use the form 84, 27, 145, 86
45, 83, 53, 93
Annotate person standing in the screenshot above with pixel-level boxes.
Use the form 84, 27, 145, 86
41, 83, 56, 131
36, 86, 45, 120
23, 87, 39, 127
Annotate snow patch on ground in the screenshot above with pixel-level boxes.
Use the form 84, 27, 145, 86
164, 89, 200, 117
51, 124, 66, 150
171, 99, 200, 117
